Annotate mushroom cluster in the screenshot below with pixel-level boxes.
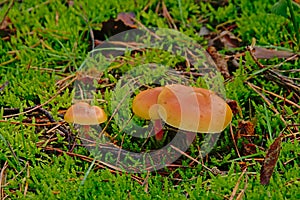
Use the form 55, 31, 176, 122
132, 84, 233, 140
64, 84, 232, 142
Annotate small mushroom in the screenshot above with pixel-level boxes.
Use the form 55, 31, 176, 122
157, 84, 232, 133
132, 87, 164, 140
64, 102, 107, 135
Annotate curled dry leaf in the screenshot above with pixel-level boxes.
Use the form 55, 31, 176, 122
260, 135, 282, 185
237, 120, 255, 139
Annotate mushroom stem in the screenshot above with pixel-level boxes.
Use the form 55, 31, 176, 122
153, 119, 164, 141
82, 125, 91, 139
185, 131, 196, 144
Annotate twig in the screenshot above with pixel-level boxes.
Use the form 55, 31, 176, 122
0, 56, 17, 67
229, 167, 247, 200
236, 173, 248, 200
162, 0, 177, 30
273, 54, 299, 68
130, 17, 162, 40
43, 146, 108, 169
42, 146, 146, 185
247, 45, 264, 69
230, 123, 241, 158
23, 162, 30, 197
247, 45, 300, 95
2, 107, 69, 136
2, 164, 27, 187
170, 145, 216, 175
0, 119, 62, 126
246, 82, 287, 125
0, 161, 8, 200
248, 83, 300, 109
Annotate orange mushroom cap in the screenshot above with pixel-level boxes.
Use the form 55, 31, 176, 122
64, 102, 107, 125
132, 87, 164, 120
157, 84, 232, 133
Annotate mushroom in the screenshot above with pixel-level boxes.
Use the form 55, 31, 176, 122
132, 87, 165, 140
64, 102, 107, 136
157, 84, 232, 134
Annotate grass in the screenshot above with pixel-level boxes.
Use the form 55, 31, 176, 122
0, 0, 299, 199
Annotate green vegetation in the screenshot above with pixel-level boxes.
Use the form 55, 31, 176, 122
0, 0, 299, 199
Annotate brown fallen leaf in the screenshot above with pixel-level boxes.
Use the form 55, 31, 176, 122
95, 12, 136, 41
116, 12, 137, 28
226, 99, 240, 115
253, 46, 298, 59
208, 30, 241, 49
260, 135, 282, 185
237, 120, 255, 139
218, 31, 241, 49
82, 12, 137, 50
242, 143, 257, 156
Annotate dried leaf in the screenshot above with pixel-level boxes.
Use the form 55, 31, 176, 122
94, 12, 136, 41
116, 12, 137, 28
253, 46, 297, 59
260, 135, 282, 185
226, 99, 239, 115
81, 12, 137, 50
208, 30, 241, 49
237, 120, 255, 138
219, 31, 240, 49
242, 143, 257, 156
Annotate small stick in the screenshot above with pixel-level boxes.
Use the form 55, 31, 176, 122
249, 83, 300, 109
229, 167, 247, 200
230, 123, 241, 158
170, 145, 216, 175
0, 161, 8, 200
246, 82, 287, 125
